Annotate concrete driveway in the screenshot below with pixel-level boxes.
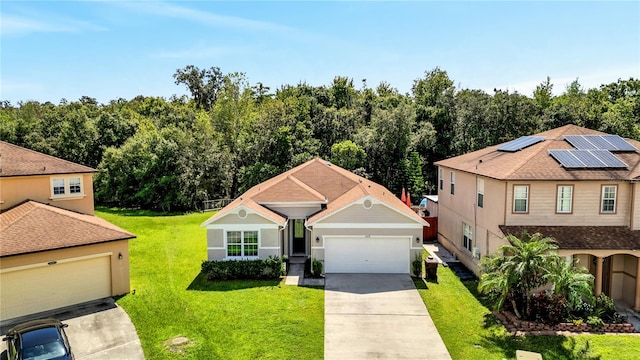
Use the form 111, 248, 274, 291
325, 274, 451, 360
1, 298, 144, 360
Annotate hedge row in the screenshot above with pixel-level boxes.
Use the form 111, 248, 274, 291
201, 256, 285, 281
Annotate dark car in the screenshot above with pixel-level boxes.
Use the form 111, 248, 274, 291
2, 318, 73, 360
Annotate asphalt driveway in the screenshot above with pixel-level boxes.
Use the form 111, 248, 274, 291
324, 274, 451, 359
1, 298, 144, 360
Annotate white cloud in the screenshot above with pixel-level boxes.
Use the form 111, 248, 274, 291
116, 1, 295, 33
0, 13, 107, 36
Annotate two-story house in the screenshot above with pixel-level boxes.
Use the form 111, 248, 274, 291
435, 124, 640, 311
0, 141, 135, 323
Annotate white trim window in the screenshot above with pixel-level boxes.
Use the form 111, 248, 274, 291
513, 185, 529, 213
226, 230, 259, 258
601, 185, 617, 213
51, 176, 83, 198
439, 169, 444, 191
463, 223, 472, 252
450, 171, 455, 195
477, 178, 484, 208
556, 185, 573, 213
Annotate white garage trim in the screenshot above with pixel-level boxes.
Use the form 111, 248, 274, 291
312, 223, 423, 229
324, 235, 411, 274
0, 252, 113, 274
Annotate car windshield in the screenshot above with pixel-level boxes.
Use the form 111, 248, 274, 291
20, 327, 67, 360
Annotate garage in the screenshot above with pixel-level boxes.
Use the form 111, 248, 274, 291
324, 236, 410, 273
0, 255, 112, 320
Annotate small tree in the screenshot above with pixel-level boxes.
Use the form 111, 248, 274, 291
478, 232, 559, 319
548, 258, 595, 312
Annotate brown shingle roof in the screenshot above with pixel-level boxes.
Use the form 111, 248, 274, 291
0, 141, 96, 177
500, 225, 640, 250
435, 125, 640, 181
0, 201, 135, 257
203, 158, 426, 226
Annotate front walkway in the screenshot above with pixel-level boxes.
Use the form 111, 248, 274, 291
324, 274, 451, 359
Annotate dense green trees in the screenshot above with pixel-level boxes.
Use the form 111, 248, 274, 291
1, 67, 638, 211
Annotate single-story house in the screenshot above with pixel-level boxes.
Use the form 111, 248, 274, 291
202, 158, 428, 274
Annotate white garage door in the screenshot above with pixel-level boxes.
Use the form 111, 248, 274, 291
1, 255, 112, 321
324, 236, 410, 273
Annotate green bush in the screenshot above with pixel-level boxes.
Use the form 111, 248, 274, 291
412, 253, 423, 277
312, 258, 323, 277
593, 293, 617, 322
201, 256, 284, 281
586, 315, 604, 329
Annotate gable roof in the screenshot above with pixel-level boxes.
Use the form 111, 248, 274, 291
202, 158, 426, 227
0, 141, 96, 177
435, 124, 640, 181
0, 201, 135, 257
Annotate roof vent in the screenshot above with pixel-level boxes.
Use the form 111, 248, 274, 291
238, 209, 247, 219
363, 199, 373, 209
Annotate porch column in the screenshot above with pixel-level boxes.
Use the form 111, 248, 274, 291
635, 257, 640, 311
594, 256, 603, 296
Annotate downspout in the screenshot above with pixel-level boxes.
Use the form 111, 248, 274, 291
280, 220, 288, 257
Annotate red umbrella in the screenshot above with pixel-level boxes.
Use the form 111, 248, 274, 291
405, 191, 412, 207
401, 187, 406, 202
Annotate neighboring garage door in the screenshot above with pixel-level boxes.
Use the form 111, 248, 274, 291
1, 255, 112, 320
324, 236, 409, 273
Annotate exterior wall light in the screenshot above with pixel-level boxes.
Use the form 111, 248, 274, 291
416, 237, 420, 244
316, 237, 320, 243
118, 252, 123, 260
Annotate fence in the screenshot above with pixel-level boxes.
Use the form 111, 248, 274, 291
202, 199, 234, 212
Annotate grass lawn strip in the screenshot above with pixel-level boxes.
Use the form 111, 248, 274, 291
97, 208, 324, 360
415, 251, 640, 360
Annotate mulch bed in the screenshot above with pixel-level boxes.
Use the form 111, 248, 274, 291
494, 310, 638, 336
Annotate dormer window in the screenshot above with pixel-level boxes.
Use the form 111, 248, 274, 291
51, 176, 83, 198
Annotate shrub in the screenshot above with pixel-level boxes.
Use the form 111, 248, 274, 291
312, 258, 323, 277
529, 291, 567, 325
586, 315, 604, 329
593, 293, 617, 322
412, 254, 422, 277
201, 256, 284, 281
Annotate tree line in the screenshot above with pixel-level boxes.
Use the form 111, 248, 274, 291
1, 67, 638, 211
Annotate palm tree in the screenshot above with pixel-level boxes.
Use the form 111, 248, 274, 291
478, 232, 559, 319
548, 257, 595, 311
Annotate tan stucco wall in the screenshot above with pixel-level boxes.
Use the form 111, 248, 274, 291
261, 228, 279, 248
0, 173, 95, 215
505, 181, 630, 226
321, 203, 414, 224
0, 240, 130, 296
213, 213, 275, 225
207, 229, 224, 248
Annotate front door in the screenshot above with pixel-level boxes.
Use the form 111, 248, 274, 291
292, 219, 306, 255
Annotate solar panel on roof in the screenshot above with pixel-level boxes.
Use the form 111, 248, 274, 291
591, 149, 628, 167
564, 135, 636, 152
601, 135, 637, 151
549, 149, 627, 168
549, 150, 584, 168
564, 135, 599, 150
497, 136, 545, 152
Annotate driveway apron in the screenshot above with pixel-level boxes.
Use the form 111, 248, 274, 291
325, 274, 451, 360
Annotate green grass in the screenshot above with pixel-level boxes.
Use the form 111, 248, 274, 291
96, 208, 324, 360
415, 252, 640, 360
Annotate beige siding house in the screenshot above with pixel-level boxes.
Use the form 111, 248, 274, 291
0, 141, 135, 322
435, 125, 640, 311
202, 158, 428, 274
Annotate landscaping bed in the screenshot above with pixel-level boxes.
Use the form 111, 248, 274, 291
495, 310, 637, 335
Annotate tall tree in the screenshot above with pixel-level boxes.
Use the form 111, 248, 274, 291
173, 65, 224, 110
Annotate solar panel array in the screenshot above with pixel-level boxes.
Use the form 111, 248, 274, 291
549, 149, 628, 168
497, 136, 545, 152
564, 135, 636, 152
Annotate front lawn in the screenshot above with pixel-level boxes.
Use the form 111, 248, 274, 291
97, 208, 324, 360
415, 255, 640, 359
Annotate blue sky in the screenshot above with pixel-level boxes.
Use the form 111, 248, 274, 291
2, 1, 639, 104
